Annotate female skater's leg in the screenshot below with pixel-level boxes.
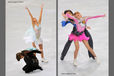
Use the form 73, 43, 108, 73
82, 40, 100, 63
73, 40, 79, 66
39, 44, 48, 63
74, 41, 79, 59
82, 40, 96, 57
32, 42, 37, 56
84, 29, 94, 59
39, 44, 44, 58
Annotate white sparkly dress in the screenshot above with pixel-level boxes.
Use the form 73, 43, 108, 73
24, 24, 43, 44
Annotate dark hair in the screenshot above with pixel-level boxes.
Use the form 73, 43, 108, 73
64, 10, 74, 23
64, 10, 73, 15
16, 52, 23, 61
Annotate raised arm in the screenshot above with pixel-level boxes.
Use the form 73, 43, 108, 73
25, 7, 36, 29
66, 13, 79, 25
38, 4, 44, 24
85, 14, 105, 22
25, 7, 34, 20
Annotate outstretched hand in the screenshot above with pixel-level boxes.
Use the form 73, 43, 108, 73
104, 14, 106, 17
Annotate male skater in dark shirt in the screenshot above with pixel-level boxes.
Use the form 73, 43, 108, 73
16, 49, 43, 73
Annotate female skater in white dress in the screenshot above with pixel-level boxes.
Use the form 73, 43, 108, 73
24, 4, 48, 63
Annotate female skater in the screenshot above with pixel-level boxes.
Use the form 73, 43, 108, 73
65, 13, 105, 66
61, 10, 94, 61
24, 4, 48, 63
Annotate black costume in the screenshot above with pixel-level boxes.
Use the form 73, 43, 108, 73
22, 50, 43, 73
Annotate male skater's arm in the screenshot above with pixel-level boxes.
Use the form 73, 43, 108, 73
28, 50, 41, 54
61, 20, 71, 27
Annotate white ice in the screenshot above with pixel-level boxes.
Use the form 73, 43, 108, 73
6, 0, 56, 76
58, 0, 108, 76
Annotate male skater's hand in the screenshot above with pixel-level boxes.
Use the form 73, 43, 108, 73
62, 13, 65, 17
62, 12, 67, 19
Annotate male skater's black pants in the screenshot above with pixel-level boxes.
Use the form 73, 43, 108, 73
60, 29, 94, 60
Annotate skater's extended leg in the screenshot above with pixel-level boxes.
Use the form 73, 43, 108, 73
83, 40, 100, 64
39, 44, 48, 63
60, 39, 73, 60
82, 40, 96, 57
39, 44, 44, 58
84, 29, 94, 59
74, 41, 79, 59
32, 42, 37, 56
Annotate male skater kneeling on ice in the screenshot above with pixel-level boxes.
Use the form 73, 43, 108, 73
16, 49, 43, 73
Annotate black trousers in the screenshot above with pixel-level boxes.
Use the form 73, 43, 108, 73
23, 63, 43, 73
60, 29, 94, 60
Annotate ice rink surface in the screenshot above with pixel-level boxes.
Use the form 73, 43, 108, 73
6, 0, 56, 76
58, 0, 108, 76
